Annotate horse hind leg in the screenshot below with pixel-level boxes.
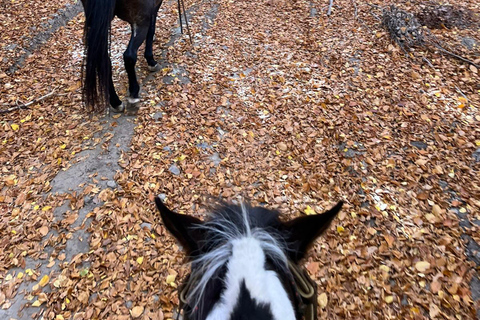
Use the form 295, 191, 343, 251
107, 57, 125, 112
145, 4, 162, 72
124, 23, 149, 104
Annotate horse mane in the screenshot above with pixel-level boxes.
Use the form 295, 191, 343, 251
185, 202, 290, 318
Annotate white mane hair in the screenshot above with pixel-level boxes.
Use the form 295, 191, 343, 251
185, 203, 291, 315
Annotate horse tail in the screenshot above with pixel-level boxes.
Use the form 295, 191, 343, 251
82, 0, 116, 111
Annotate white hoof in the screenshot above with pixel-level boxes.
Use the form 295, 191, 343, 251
148, 63, 161, 72
127, 97, 141, 104
110, 102, 125, 113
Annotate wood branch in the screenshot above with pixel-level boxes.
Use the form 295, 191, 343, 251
454, 85, 469, 103
422, 57, 435, 69
351, 0, 358, 19
0, 90, 56, 114
327, 0, 333, 16
433, 44, 480, 69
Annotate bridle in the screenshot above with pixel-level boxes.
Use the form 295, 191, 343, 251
287, 260, 317, 320
177, 261, 317, 320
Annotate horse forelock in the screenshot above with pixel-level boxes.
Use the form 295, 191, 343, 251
183, 203, 294, 320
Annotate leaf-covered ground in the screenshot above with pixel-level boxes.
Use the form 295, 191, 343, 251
1, 0, 479, 319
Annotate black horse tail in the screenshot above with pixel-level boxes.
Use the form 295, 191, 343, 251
82, 0, 115, 111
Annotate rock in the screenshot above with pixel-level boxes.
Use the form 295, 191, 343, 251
210, 153, 221, 166
106, 180, 117, 188
410, 141, 428, 150
472, 148, 480, 162
153, 112, 163, 121
197, 142, 212, 150
438, 180, 448, 190
169, 164, 181, 175
461, 37, 478, 51
140, 223, 152, 229
5, 43, 18, 51
344, 149, 357, 158
338, 142, 365, 158
158, 193, 167, 201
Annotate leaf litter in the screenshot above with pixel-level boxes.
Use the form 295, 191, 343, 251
1, 0, 480, 319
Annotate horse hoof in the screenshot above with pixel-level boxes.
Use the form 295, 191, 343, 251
127, 97, 141, 104
125, 99, 140, 115
148, 63, 161, 72
110, 102, 125, 113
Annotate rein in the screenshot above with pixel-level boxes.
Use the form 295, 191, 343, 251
177, 261, 317, 320
287, 261, 317, 320
176, 0, 193, 44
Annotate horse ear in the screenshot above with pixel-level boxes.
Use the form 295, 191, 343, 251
284, 201, 343, 262
155, 196, 204, 254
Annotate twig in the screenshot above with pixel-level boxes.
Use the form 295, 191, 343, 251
351, 0, 358, 19
0, 90, 56, 114
432, 44, 480, 68
370, 11, 381, 21
422, 57, 435, 69
327, 0, 333, 16
454, 85, 469, 102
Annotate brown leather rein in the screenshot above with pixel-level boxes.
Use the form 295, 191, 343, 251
177, 261, 317, 320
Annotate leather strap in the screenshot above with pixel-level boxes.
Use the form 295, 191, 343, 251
287, 260, 317, 320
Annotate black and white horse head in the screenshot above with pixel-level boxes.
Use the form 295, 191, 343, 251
155, 197, 342, 320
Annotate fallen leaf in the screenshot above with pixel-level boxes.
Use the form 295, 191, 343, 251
304, 206, 316, 215
277, 142, 287, 151
131, 306, 144, 318
318, 292, 328, 308
431, 281, 441, 293
32, 300, 43, 307
38, 275, 50, 287
429, 303, 441, 318
415, 261, 431, 273
379, 265, 390, 273
39, 225, 49, 236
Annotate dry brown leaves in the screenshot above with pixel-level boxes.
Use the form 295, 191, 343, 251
0, 0, 74, 71
1, 0, 480, 319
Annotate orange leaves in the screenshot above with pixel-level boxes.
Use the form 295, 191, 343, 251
0, 0, 478, 319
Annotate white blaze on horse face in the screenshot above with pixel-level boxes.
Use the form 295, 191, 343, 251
206, 237, 296, 320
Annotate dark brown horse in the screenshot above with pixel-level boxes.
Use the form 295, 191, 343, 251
81, 0, 163, 112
